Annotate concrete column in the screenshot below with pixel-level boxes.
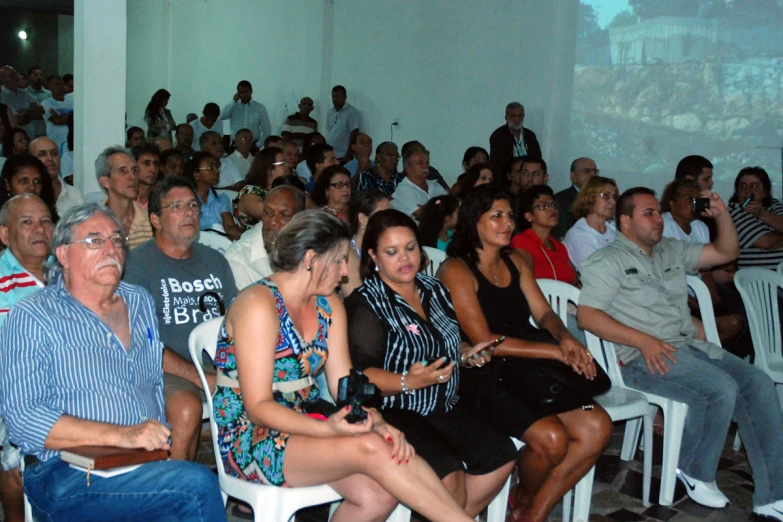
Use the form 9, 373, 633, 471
74, 0, 127, 202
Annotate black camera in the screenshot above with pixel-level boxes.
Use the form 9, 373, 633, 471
337, 369, 379, 424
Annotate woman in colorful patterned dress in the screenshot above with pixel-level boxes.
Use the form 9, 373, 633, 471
232, 147, 289, 230
213, 210, 476, 522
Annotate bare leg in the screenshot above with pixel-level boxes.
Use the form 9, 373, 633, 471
524, 407, 612, 522
165, 389, 203, 461
513, 416, 570, 511
283, 432, 475, 522
0, 467, 24, 522
464, 460, 516, 517
442, 471, 467, 509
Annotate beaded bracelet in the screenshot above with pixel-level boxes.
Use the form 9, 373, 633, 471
400, 371, 414, 395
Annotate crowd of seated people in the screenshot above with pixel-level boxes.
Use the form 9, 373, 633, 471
1, 58, 782, 521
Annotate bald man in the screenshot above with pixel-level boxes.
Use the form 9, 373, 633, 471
28, 137, 84, 214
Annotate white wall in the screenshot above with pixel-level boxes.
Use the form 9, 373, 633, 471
57, 14, 74, 75
126, 0, 325, 136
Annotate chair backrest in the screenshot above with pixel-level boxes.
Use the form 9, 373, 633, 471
188, 317, 226, 477
686, 275, 720, 346
422, 246, 447, 277
735, 267, 783, 373
777, 261, 783, 277
198, 230, 233, 254
584, 331, 627, 387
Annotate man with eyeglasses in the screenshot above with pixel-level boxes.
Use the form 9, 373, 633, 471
390, 147, 447, 221
228, 128, 254, 179
281, 96, 317, 149
96, 146, 153, 250
355, 141, 403, 195
225, 184, 305, 290
0, 194, 54, 522
553, 157, 599, 239
199, 130, 244, 188
489, 102, 542, 176
0, 202, 227, 521
124, 175, 238, 463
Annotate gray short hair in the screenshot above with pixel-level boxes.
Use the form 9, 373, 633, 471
266, 185, 306, 213
0, 193, 47, 227
269, 210, 349, 274
199, 130, 221, 149
95, 146, 131, 185
44, 203, 126, 283
505, 102, 524, 113
403, 146, 427, 167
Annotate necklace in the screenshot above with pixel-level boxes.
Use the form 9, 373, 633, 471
478, 261, 500, 286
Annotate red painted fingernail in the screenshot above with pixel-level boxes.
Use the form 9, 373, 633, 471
345, 406, 350, 411
391, 454, 395, 459
397, 460, 402, 465
386, 437, 392, 443
405, 459, 409, 464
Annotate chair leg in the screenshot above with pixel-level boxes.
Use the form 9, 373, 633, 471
387, 504, 412, 522
658, 402, 688, 506
562, 489, 572, 522
641, 413, 653, 507
572, 466, 595, 522
732, 431, 742, 452
621, 418, 642, 461
486, 474, 513, 522
328, 501, 340, 521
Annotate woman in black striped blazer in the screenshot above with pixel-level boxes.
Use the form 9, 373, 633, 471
344, 209, 519, 518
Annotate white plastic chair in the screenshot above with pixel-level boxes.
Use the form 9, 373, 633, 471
188, 317, 411, 522
536, 279, 652, 517
422, 246, 446, 277
776, 261, 783, 277
734, 268, 783, 407
198, 230, 233, 254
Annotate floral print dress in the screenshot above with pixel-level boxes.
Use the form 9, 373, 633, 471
212, 278, 331, 486
232, 184, 267, 230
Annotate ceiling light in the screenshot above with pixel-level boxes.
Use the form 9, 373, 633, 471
18, 31, 27, 40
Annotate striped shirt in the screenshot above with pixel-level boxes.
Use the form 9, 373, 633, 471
281, 113, 318, 148
0, 249, 45, 328
345, 274, 461, 415
354, 167, 404, 196
0, 277, 167, 462
728, 199, 783, 269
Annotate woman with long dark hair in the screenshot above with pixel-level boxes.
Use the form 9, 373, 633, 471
232, 147, 288, 230
419, 195, 460, 251
144, 89, 176, 141
0, 154, 59, 223
3, 128, 29, 158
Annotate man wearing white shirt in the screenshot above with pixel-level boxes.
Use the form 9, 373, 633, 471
189, 103, 222, 151
390, 148, 447, 221
40, 76, 73, 150
220, 80, 271, 147
326, 85, 360, 161
225, 185, 305, 289
24, 67, 50, 138
200, 131, 243, 188
29, 137, 83, 216
0, 65, 44, 139
228, 128, 254, 179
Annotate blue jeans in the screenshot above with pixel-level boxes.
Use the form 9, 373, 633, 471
24, 457, 227, 522
622, 346, 783, 506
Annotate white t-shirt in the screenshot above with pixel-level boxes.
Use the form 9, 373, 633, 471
662, 212, 710, 245
563, 217, 617, 270
189, 119, 223, 151
41, 97, 74, 150
219, 157, 244, 187
228, 150, 253, 180
390, 176, 448, 221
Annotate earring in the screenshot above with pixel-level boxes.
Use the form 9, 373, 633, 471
374, 265, 379, 272
361, 225, 366, 230
306, 265, 311, 271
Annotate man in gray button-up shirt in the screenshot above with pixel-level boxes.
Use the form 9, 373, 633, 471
578, 187, 783, 515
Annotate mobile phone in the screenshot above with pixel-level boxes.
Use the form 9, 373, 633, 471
742, 194, 755, 208
693, 197, 710, 215
489, 336, 506, 349
425, 356, 450, 366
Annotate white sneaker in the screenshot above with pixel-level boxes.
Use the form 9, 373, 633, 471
676, 469, 729, 508
754, 499, 783, 520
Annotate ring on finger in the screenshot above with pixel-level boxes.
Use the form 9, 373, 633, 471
438, 375, 445, 382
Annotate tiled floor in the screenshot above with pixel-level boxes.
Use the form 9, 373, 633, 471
210, 423, 765, 522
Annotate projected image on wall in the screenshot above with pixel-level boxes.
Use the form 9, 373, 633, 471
572, 0, 783, 196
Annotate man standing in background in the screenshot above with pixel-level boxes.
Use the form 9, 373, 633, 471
40, 76, 73, 151
281, 96, 317, 148
489, 102, 541, 176
24, 67, 50, 139
220, 80, 271, 148
326, 85, 360, 162
0, 66, 45, 140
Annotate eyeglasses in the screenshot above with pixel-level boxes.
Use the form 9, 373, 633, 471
196, 164, 220, 172
580, 168, 600, 175
330, 181, 351, 189
598, 192, 618, 201
272, 160, 287, 166
155, 200, 202, 213
532, 201, 557, 211
69, 234, 127, 250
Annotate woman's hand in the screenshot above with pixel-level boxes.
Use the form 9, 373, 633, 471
406, 358, 455, 390
372, 416, 416, 465
460, 340, 496, 368
743, 200, 763, 218
326, 405, 373, 436
558, 335, 597, 379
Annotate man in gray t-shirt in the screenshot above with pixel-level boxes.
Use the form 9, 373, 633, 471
124, 176, 237, 462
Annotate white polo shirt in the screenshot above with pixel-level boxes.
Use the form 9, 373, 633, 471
390, 176, 448, 221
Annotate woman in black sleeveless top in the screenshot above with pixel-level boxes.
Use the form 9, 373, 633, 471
439, 186, 612, 522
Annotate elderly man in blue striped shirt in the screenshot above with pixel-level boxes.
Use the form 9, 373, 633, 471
0, 203, 226, 521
